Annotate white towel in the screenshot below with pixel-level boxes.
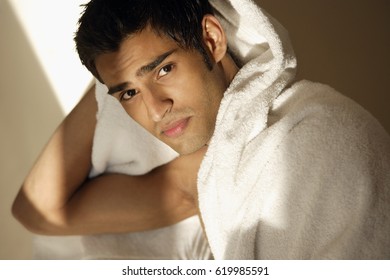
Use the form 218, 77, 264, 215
33, 0, 390, 260
198, 0, 390, 259
89, 81, 178, 177
32, 0, 294, 260
80, 81, 211, 260
33, 79, 211, 260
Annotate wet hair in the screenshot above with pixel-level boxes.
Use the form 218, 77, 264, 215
74, 0, 215, 83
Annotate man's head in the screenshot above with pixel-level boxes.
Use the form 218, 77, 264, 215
75, 0, 238, 154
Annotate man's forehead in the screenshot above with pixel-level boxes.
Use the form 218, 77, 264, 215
95, 30, 179, 83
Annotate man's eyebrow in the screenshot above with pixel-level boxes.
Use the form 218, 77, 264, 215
107, 82, 130, 95
136, 49, 177, 77
107, 49, 177, 95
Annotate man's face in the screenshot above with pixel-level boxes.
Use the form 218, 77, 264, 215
95, 26, 229, 155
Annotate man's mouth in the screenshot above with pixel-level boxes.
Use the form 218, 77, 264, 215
161, 117, 191, 138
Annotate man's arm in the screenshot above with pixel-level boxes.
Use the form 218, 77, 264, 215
12, 85, 198, 235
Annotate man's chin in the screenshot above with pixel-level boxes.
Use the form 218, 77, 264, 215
170, 141, 209, 156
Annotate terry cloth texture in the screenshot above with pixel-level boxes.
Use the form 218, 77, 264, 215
33, 0, 390, 260
81, 81, 211, 260
197, 0, 390, 259
33, 76, 211, 260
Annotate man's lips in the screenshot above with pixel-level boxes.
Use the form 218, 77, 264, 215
161, 117, 190, 138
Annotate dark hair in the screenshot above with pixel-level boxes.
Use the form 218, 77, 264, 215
74, 0, 214, 83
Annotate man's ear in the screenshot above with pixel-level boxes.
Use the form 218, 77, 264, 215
201, 15, 227, 63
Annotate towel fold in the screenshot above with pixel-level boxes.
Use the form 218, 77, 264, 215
198, 0, 390, 259
33, 0, 390, 260
80, 81, 211, 260
33, 80, 212, 260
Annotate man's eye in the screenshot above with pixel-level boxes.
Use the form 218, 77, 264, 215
158, 64, 174, 78
121, 89, 137, 101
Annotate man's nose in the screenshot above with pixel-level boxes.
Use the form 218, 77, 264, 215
142, 86, 172, 122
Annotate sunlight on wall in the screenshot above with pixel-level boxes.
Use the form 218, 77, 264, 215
8, 0, 92, 114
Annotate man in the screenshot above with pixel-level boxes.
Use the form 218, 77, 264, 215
13, 0, 390, 259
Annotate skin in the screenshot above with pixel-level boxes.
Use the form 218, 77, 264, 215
12, 86, 201, 235
95, 15, 238, 156
12, 14, 238, 236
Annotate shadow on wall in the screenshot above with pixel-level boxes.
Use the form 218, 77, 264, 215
0, 0, 64, 259
259, 0, 390, 133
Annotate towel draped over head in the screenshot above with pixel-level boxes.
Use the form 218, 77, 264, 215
198, 0, 390, 259
33, 0, 390, 259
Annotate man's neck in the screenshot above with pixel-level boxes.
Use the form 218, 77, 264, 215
221, 54, 240, 86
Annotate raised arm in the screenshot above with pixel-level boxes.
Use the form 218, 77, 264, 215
12, 85, 199, 235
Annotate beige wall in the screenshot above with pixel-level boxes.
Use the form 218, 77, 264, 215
1, 1, 389, 259
0, 0, 64, 259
